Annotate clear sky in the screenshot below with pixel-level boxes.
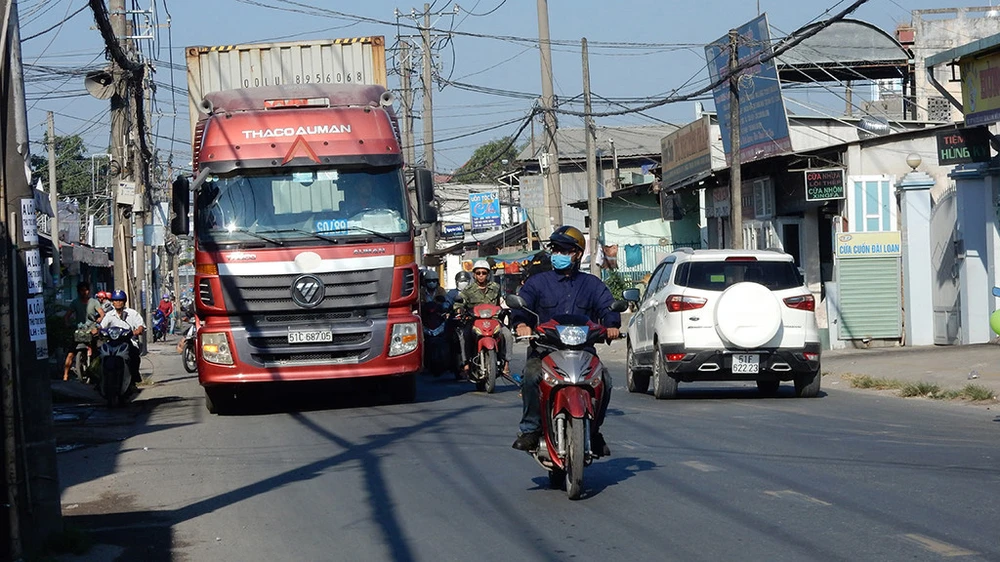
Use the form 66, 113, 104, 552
15, 0, 994, 177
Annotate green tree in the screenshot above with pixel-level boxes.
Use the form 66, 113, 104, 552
451, 136, 521, 184
30, 133, 102, 199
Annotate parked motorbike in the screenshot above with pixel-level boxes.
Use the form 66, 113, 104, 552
506, 294, 628, 500
97, 326, 134, 408
464, 302, 507, 393
152, 309, 167, 342
421, 297, 453, 376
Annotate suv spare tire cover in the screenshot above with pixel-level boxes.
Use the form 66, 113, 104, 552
714, 282, 782, 349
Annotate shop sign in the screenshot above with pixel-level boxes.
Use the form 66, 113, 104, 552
442, 224, 465, 239
20, 199, 38, 243
960, 51, 1000, 126
936, 127, 991, 165
804, 169, 845, 201
836, 231, 901, 259
660, 116, 711, 188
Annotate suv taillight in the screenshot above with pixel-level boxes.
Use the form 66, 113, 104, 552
783, 294, 815, 311
666, 294, 707, 312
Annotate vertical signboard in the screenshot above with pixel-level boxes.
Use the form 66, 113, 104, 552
705, 14, 792, 164
20, 198, 38, 244
804, 169, 846, 201
469, 191, 501, 230
960, 52, 1000, 126
25, 248, 43, 294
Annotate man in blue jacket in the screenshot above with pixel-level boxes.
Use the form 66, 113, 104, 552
511, 225, 620, 456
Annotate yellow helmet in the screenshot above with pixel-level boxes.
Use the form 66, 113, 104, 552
548, 225, 586, 252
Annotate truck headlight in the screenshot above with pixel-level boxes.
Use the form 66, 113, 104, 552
390, 322, 419, 357
201, 332, 234, 365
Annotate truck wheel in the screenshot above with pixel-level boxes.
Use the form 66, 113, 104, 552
566, 417, 585, 500
794, 369, 821, 398
205, 387, 234, 414
651, 347, 678, 400
393, 373, 417, 403
756, 380, 780, 397
625, 344, 650, 394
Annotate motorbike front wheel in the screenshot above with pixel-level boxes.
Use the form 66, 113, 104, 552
483, 349, 497, 394
182, 342, 198, 373
566, 417, 585, 500
73, 348, 88, 380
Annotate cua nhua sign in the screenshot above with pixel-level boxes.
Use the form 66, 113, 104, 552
935, 127, 991, 165
804, 169, 845, 201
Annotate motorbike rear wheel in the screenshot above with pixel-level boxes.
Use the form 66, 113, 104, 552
566, 417, 585, 500
73, 348, 88, 380
483, 349, 497, 394
182, 342, 198, 373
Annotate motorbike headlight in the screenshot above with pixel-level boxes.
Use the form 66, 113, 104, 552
390, 322, 419, 357
542, 370, 562, 386
557, 325, 589, 346
479, 309, 493, 318
201, 332, 234, 365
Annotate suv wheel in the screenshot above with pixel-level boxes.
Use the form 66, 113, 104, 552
651, 346, 678, 400
794, 367, 821, 398
625, 344, 650, 394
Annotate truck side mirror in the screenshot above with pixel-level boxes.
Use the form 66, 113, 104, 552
171, 175, 190, 236
414, 168, 437, 224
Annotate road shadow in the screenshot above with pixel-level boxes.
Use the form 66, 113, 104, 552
529, 456, 656, 499
209, 375, 464, 416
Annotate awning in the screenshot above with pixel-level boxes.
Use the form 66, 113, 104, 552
60, 243, 111, 267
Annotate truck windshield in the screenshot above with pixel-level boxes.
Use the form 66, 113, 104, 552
195, 166, 409, 246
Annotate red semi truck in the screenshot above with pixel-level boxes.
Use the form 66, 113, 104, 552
171, 37, 436, 412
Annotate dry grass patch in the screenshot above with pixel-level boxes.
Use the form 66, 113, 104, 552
843, 374, 905, 390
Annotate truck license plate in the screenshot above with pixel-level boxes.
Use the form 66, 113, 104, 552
288, 330, 333, 344
732, 354, 759, 374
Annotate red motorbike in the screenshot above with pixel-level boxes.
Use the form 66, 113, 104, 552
506, 294, 627, 500
466, 302, 506, 393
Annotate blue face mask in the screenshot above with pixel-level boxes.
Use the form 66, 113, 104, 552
551, 253, 573, 270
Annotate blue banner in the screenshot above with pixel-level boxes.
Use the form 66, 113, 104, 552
469, 191, 501, 230
705, 14, 792, 165
442, 223, 465, 238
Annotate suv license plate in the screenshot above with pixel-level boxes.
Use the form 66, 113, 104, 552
732, 354, 759, 374
288, 330, 333, 344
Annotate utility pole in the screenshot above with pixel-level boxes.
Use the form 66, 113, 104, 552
728, 28, 743, 249
582, 38, 599, 276
46, 111, 60, 290
420, 3, 438, 257
537, 0, 562, 236
399, 40, 416, 167
110, 0, 132, 293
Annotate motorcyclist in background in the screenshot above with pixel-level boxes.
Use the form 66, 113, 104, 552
510, 225, 621, 457
445, 271, 471, 307
458, 260, 515, 378
95, 289, 146, 386
420, 269, 446, 303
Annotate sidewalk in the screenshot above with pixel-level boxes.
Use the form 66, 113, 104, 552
821, 342, 1000, 400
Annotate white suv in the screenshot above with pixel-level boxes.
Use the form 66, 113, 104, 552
624, 248, 821, 399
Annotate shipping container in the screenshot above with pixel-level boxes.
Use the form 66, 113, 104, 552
185, 36, 387, 142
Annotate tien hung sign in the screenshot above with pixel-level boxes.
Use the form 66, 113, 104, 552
836, 231, 901, 259
804, 169, 845, 201
936, 127, 991, 165
960, 51, 1000, 126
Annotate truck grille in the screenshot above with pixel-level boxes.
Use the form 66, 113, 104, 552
219, 268, 393, 313
250, 350, 365, 367
247, 333, 369, 347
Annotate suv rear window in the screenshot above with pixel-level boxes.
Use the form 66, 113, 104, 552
675, 260, 802, 291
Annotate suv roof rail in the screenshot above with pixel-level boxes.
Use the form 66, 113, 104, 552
674, 247, 696, 254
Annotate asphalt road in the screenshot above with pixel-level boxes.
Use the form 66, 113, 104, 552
56, 341, 1000, 562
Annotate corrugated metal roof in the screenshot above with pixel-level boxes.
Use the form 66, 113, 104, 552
775, 19, 910, 82
517, 123, 678, 162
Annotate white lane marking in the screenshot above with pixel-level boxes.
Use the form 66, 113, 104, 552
763, 490, 831, 506
680, 460, 722, 472
900, 534, 977, 557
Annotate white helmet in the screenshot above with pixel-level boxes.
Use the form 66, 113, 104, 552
472, 259, 491, 272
